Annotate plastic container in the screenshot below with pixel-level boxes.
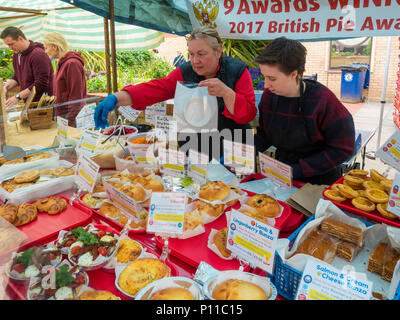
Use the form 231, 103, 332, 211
339, 63, 368, 103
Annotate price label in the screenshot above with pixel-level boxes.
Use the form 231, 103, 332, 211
158, 147, 186, 178
188, 149, 208, 184
376, 130, 400, 171
147, 192, 187, 235
226, 209, 279, 274
57, 116, 69, 145
75, 154, 100, 193
76, 130, 101, 157
386, 172, 400, 217
155, 115, 177, 142
118, 106, 142, 122
296, 259, 372, 300
103, 179, 141, 216
259, 152, 293, 189
223, 140, 255, 174
76, 103, 96, 130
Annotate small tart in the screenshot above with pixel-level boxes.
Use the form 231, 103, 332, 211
363, 180, 385, 191
377, 203, 398, 219
343, 174, 364, 187
14, 170, 40, 184
325, 189, 346, 203
379, 179, 393, 193
357, 189, 367, 197
365, 188, 389, 204
337, 184, 359, 199
347, 169, 369, 178
351, 197, 376, 212
370, 169, 386, 183
343, 180, 364, 190
331, 184, 341, 192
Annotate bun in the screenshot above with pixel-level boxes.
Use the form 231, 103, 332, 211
119, 185, 147, 202
99, 202, 121, 218
136, 177, 164, 192
213, 228, 231, 258
226, 185, 240, 206
246, 194, 280, 218
199, 181, 230, 201
193, 200, 224, 217
150, 287, 194, 300
77, 290, 119, 300
212, 279, 267, 300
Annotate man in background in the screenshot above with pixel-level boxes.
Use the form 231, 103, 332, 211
1, 26, 53, 109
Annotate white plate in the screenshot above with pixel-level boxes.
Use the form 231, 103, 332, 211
184, 97, 212, 127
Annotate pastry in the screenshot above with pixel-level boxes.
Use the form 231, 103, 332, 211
336, 241, 359, 262
365, 188, 389, 204
183, 211, 204, 231
136, 176, 164, 192
347, 169, 369, 178
39, 169, 54, 176
380, 178, 393, 193
351, 197, 375, 212
150, 287, 194, 300
212, 279, 267, 300
14, 170, 40, 184
81, 193, 104, 208
226, 185, 241, 206
337, 184, 359, 199
240, 208, 269, 224
363, 180, 385, 191
119, 185, 147, 202
246, 194, 280, 218
370, 169, 386, 183
14, 203, 37, 226
377, 203, 398, 219
343, 174, 364, 188
115, 239, 143, 264
47, 197, 67, 215
320, 218, 363, 247
3, 158, 24, 166
324, 189, 346, 203
382, 247, 400, 282
99, 202, 121, 218
193, 200, 224, 218
77, 289, 119, 300
199, 180, 230, 202
368, 242, 388, 275
213, 228, 231, 258
0, 203, 18, 224
24, 152, 51, 162
118, 258, 170, 296
294, 230, 337, 263
53, 167, 75, 177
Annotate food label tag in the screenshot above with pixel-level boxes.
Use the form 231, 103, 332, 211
386, 172, 400, 217
118, 106, 142, 122
76, 102, 96, 130
376, 130, 400, 171
57, 116, 69, 145
76, 129, 101, 157
127, 141, 157, 164
223, 140, 255, 174
259, 152, 293, 189
158, 147, 186, 178
187, 149, 208, 184
145, 102, 167, 125
155, 115, 177, 142
75, 154, 100, 193
147, 192, 186, 235
296, 259, 372, 300
102, 179, 141, 216
226, 209, 279, 274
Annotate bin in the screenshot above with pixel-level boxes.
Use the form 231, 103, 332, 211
339, 64, 368, 103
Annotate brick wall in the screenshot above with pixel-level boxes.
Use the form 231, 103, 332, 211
301, 36, 399, 103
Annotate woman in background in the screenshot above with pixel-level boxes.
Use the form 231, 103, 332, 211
43, 32, 87, 127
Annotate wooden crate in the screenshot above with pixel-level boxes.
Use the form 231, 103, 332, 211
27, 107, 53, 130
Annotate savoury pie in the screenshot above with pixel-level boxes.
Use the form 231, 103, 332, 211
14, 170, 40, 184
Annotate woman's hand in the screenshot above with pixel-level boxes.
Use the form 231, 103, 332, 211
198, 78, 231, 98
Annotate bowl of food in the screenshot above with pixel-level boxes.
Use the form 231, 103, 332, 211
101, 125, 138, 139
102, 238, 144, 272
135, 276, 203, 300
6, 246, 62, 282
203, 270, 277, 300
27, 262, 89, 300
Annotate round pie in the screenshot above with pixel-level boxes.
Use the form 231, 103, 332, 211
99, 202, 120, 218
39, 169, 54, 176
324, 189, 346, 203
53, 167, 75, 177
115, 239, 143, 264
377, 203, 398, 219
365, 188, 389, 204
337, 184, 359, 199
363, 180, 385, 191
199, 181, 230, 202
193, 200, 224, 218
347, 169, 369, 178
343, 179, 364, 190
119, 185, 147, 202
351, 197, 376, 212
136, 177, 164, 192
183, 211, 204, 231
343, 174, 364, 187
370, 169, 386, 183
380, 179, 393, 193
213, 227, 231, 258
246, 194, 281, 218
14, 170, 40, 184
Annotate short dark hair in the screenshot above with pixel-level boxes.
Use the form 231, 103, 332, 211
0, 26, 26, 40
255, 37, 307, 81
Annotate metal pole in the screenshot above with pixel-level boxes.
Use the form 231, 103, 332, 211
103, 18, 112, 95
109, 0, 118, 93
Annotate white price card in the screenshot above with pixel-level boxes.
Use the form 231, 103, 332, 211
147, 192, 187, 235
57, 116, 68, 145
158, 147, 186, 178
103, 179, 141, 216
75, 154, 100, 193
118, 106, 142, 122
76, 103, 96, 130
226, 209, 279, 274
259, 152, 293, 189
187, 149, 208, 184
223, 140, 255, 174
76, 129, 101, 157
376, 130, 400, 171
386, 172, 400, 217
155, 115, 177, 141
296, 259, 372, 300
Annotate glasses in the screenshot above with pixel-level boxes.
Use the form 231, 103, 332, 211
186, 31, 222, 43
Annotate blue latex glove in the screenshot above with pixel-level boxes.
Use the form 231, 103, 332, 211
94, 94, 118, 129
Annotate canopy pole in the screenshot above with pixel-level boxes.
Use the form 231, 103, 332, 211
103, 18, 112, 95
109, 0, 118, 93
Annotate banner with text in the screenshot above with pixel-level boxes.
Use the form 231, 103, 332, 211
186, 0, 400, 40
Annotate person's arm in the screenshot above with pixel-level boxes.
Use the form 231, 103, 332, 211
28, 50, 53, 95
291, 93, 355, 179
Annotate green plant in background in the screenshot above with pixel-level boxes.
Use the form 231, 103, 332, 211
81, 51, 107, 73
222, 39, 270, 68
0, 48, 14, 80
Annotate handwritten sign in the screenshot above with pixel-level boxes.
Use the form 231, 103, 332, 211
227, 209, 279, 274
155, 115, 177, 142
118, 106, 142, 123
296, 259, 372, 300
147, 192, 186, 235
75, 154, 100, 193
259, 152, 293, 189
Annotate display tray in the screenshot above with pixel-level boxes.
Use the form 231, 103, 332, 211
78, 193, 147, 235
0, 195, 92, 264
2, 223, 179, 300
322, 176, 400, 228
155, 190, 292, 271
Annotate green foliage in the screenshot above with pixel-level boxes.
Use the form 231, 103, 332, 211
222, 39, 271, 68
87, 74, 108, 93
80, 51, 107, 73
55, 265, 75, 288
0, 48, 14, 80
